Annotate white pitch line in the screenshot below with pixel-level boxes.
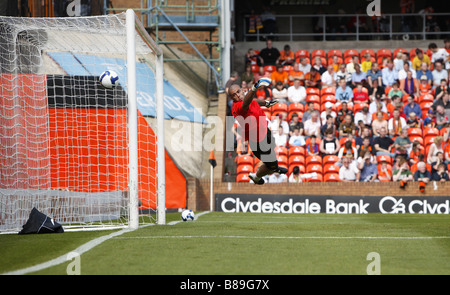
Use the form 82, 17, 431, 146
2, 211, 211, 275
115, 235, 450, 240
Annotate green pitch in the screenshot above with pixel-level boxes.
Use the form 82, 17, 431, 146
1, 212, 449, 275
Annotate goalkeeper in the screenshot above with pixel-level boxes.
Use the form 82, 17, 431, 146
229, 78, 288, 185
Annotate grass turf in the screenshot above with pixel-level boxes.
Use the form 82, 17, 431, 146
1, 212, 449, 275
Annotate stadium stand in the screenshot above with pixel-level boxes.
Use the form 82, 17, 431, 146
233, 42, 450, 184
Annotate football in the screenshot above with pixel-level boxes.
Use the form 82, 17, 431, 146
99, 70, 119, 89
181, 209, 195, 221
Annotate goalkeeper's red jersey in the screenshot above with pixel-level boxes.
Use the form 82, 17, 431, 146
232, 100, 269, 143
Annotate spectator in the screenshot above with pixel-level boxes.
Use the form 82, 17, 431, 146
253, 66, 271, 85
430, 151, 446, 175
374, 127, 395, 157
435, 105, 449, 130
288, 166, 303, 183
354, 105, 372, 127
414, 161, 431, 192
400, 71, 419, 96
369, 91, 387, 115
434, 79, 449, 102
271, 65, 289, 87
306, 135, 320, 156
429, 42, 450, 69
287, 79, 307, 105
423, 108, 437, 128
346, 55, 360, 74
366, 62, 383, 88
386, 95, 404, 114
393, 51, 405, 72
289, 126, 306, 147
330, 55, 341, 72
321, 65, 337, 88
261, 7, 277, 36
245, 48, 263, 66
351, 64, 367, 87
273, 126, 288, 147
338, 139, 358, 162
272, 81, 288, 104
335, 79, 353, 104
398, 62, 416, 81
356, 126, 374, 148
302, 102, 316, 122
336, 63, 352, 86
288, 112, 304, 136
406, 112, 421, 129
431, 163, 449, 182
427, 135, 444, 164
298, 57, 311, 74
358, 137, 374, 156
339, 114, 357, 137
241, 64, 254, 85
353, 83, 370, 104
339, 155, 360, 182
288, 62, 305, 86
412, 49, 431, 71
409, 141, 423, 166
268, 172, 288, 183
387, 82, 403, 98
304, 111, 321, 138
320, 102, 336, 124
403, 94, 422, 118
279, 44, 295, 66
377, 160, 392, 182
393, 157, 414, 184
418, 75, 432, 95
416, 62, 433, 86
313, 56, 327, 75
382, 59, 398, 87
259, 39, 280, 66
336, 101, 354, 126
320, 128, 340, 156
357, 149, 378, 182
361, 53, 372, 73
431, 61, 448, 88
321, 114, 336, 136
269, 113, 289, 135
304, 67, 321, 89
388, 108, 407, 137
394, 128, 412, 158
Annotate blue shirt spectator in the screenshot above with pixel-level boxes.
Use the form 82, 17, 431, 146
335, 80, 354, 103
403, 96, 423, 118
382, 64, 398, 87
366, 64, 383, 85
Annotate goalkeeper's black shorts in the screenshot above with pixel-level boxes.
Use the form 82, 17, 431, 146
248, 129, 278, 170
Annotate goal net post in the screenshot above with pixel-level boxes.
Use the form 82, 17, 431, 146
0, 10, 165, 233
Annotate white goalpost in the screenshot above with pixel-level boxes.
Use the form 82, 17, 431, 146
0, 9, 165, 233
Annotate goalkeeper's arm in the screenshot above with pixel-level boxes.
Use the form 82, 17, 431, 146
242, 78, 272, 110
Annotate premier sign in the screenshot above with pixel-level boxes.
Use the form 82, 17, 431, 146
215, 194, 450, 214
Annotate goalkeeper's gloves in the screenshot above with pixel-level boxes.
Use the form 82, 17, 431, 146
252, 77, 271, 92
265, 99, 279, 108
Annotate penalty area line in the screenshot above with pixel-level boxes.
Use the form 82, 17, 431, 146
114, 235, 450, 240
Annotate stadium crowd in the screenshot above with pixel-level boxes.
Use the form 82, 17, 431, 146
228, 38, 450, 190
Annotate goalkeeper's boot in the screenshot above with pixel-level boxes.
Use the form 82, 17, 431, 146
273, 166, 288, 174
249, 173, 265, 185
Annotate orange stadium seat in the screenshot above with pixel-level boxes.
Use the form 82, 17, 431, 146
321, 94, 337, 104
409, 136, 424, 146
324, 163, 340, 175
376, 48, 392, 63
376, 154, 392, 165
306, 163, 323, 174
287, 111, 302, 121
264, 65, 276, 73
306, 155, 322, 166
440, 128, 448, 136
393, 48, 408, 58
306, 87, 320, 96
424, 137, 436, 149
306, 173, 323, 182
275, 146, 288, 156
295, 49, 310, 59
419, 94, 434, 103
344, 49, 359, 60
251, 65, 259, 74
237, 164, 253, 175
323, 155, 340, 166
324, 173, 340, 182
423, 127, 439, 141
283, 65, 294, 72
321, 87, 336, 96
288, 102, 304, 113
236, 173, 250, 183
410, 48, 424, 60
306, 94, 321, 104
288, 146, 305, 157
408, 127, 422, 137
360, 48, 375, 58
277, 155, 288, 166
236, 155, 253, 166
328, 49, 343, 58
271, 103, 288, 116
288, 155, 305, 166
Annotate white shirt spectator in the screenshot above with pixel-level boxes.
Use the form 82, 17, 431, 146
273, 132, 288, 146
431, 48, 450, 68
398, 68, 417, 80
288, 173, 303, 183
354, 111, 372, 125
289, 134, 306, 147
432, 69, 449, 87
321, 70, 337, 87
304, 118, 321, 137
298, 63, 311, 74
388, 116, 407, 133
287, 84, 307, 104
268, 173, 288, 183
339, 161, 360, 181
